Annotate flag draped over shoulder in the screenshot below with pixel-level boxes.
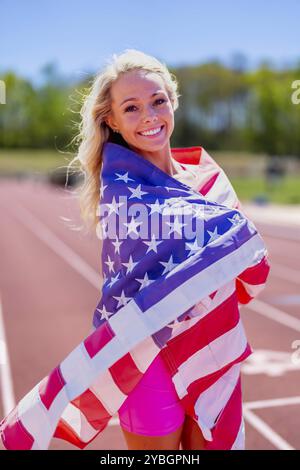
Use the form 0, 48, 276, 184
0, 142, 270, 450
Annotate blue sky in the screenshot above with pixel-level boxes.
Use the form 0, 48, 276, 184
2, 0, 300, 84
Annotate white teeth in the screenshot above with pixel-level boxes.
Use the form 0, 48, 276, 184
140, 126, 162, 136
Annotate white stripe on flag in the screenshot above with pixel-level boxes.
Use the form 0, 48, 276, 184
60, 402, 98, 443
18, 384, 54, 450
90, 370, 127, 415
194, 363, 241, 439
60, 343, 99, 400
129, 335, 161, 372
204, 172, 238, 207
231, 416, 246, 450
177, 320, 247, 385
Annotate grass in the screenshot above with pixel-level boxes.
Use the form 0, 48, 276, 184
0, 149, 74, 173
0, 149, 299, 204
231, 177, 300, 205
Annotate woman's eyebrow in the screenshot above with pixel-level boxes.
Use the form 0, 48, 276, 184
119, 91, 166, 107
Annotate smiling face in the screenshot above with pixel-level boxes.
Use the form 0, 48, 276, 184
106, 70, 175, 158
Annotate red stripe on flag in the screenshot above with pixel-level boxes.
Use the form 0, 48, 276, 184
171, 147, 202, 165
72, 388, 112, 430
199, 173, 219, 196
54, 418, 88, 449
84, 322, 115, 358
109, 352, 144, 395
0, 408, 34, 450
235, 279, 254, 304
181, 345, 252, 418
165, 292, 240, 367
205, 375, 243, 450
237, 255, 270, 285
54, 391, 113, 449
39, 366, 66, 410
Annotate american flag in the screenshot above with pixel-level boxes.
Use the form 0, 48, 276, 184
0, 143, 270, 450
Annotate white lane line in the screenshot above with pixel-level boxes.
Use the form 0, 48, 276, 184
244, 299, 300, 333
244, 396, 300, 410
0, 295, 16, 415
12, 203, 101, 290
270, 263, 300, 285
243, 408, 295, 450
110, 417, 120, 426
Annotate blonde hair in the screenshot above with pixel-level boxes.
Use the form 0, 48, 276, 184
66, 48, 181, 234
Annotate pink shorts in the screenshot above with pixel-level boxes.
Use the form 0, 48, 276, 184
118, 354, 185, 436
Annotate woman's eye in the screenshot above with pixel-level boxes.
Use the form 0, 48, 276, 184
155, 98, 166, 105
124, 98, 166, 113
124, 105, 137, 113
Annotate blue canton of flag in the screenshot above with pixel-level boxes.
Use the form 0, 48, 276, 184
93, 142, 257, 348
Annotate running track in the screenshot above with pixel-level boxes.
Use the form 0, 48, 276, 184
0, 179, 299, 450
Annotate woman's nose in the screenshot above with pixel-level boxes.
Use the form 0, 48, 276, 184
142, 106, 158, 123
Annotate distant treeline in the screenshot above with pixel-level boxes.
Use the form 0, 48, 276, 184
1, 60, 300, 156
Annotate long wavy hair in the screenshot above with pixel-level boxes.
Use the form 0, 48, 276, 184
66, 49, 181, 235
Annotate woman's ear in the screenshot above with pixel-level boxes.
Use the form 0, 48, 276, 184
106, 115, 116, 131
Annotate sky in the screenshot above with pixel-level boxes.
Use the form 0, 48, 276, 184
1, 0, 300, 85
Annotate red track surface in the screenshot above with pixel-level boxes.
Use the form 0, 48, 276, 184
0, 179, 299, 450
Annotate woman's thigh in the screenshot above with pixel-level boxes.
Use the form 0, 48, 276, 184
121, 422, 184, 450
180, 414, 206, 450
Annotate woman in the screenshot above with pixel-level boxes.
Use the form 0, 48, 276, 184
0, 49, 270, 451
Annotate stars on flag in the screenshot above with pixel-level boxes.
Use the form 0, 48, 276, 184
135, 272, 154, 291
105, 196, 124, 216
207, 226, 221, 243
107, 272, 121, 288
112, 236, 123, 254
114, 172, 135, 183
99, 169, 238, 327
128, 184, 149, 200
143, 233, 163, 254
96, 305, 113, 321
185, 238, 203, 257
159, 255, 180, 275
124, 216, 143, 236
146, 198, 165, 214
113, 290, 132, 308
122, 255, 138, 274
104, 254, 115, 273
227, 213, 243, 226
166, 216, 187, 237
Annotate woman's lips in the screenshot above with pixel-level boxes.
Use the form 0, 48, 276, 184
138, 125, 164, 137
